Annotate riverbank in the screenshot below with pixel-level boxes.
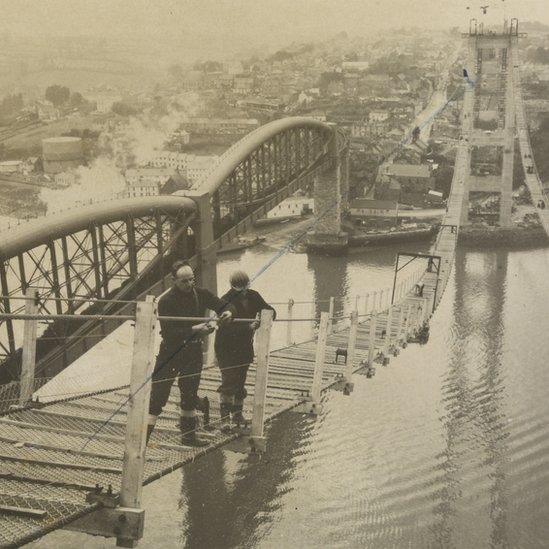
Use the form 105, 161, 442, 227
458, 225, 549, 249
243, 216, 437, 253
246, 215, 549, 254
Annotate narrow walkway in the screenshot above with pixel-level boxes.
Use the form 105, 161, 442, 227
0, 243, 460, 548
0, 75, 469, 549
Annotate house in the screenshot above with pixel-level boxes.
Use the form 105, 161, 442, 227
125, 167, 177, 197
380, 163, 435, 193
349, 198, 398, 217
35, 101, 59, 121
234, 74, 255, 95
54, 171, 76, 187
160, 173, 192, 195
0, 160, 23, 174
369, 110, 389, 123
180, 118, 259, 136
186, 156, 216, 186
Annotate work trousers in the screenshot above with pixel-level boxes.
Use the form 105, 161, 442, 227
217, 361, 249, 401
149, 341, 203, 416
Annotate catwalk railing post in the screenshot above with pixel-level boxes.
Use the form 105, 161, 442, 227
404, 303, 412, 340
367, 313, 377, 366
391, 256, 399, 304
286, 298, 294, 346
422, 297, 430, 324
343, 310, 358, 395
397, 304, 406, 345
328, 297, 335, 334
307, 311, 329, 414
118, 295, 157, 548
19, 289, 39, 407
384, 305, 394, 356
249, 309, 274, 453
205, 309, 216, 367
310, 300, 316, 337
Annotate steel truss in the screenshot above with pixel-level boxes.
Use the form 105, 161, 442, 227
212, 127, 332, 239
0, 210, 188, 363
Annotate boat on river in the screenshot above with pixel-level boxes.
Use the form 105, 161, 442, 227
218, 235, 266, 254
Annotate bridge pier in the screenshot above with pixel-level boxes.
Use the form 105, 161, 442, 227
186, 191, 218, 293
306, 129, 348, 255
460, 27, 517, 229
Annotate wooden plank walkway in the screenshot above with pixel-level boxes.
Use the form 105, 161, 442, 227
0, 273, 454, 547
0, 79, 471, 549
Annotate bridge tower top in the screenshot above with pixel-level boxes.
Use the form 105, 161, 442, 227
462, 18, 526, 40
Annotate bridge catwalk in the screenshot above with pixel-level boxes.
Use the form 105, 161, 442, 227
0, 237, 459, 547
0, 87, 471, 549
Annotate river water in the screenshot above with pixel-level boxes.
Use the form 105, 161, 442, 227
31, 240, 549, 549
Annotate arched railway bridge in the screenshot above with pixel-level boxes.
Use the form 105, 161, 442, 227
0, 117, 349, 385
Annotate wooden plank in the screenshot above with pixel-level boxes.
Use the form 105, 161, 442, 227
250, 310, 274, 452
310, 312, 329, 411
344, 311, 358, 391
0, 503, 47, 519
0, 434, 126, 462
0, 417, 188, 453
0, 452, 123, 474
0, 471, 97, 491
19, 289, 39, 406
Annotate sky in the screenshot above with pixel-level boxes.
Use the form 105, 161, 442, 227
1, 0, 548, 55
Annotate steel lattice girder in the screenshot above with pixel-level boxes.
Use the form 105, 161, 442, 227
0, 211, 187, 363
212, 127, 329, 238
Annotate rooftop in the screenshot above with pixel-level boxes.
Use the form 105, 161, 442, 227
351, 198, 397, 209
383, 163, 431, 178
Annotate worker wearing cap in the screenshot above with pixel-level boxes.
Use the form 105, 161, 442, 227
214, 270, 276, 430
147, 260, 233, 447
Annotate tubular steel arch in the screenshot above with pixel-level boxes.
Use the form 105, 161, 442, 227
194, 117, 339, 243
0, 118, 342, 382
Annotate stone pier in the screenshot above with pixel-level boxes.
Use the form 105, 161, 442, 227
306, 129, 349, 254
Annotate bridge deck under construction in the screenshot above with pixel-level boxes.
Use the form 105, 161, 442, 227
0, 257, 450, 548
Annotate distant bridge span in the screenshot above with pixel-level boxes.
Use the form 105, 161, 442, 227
0, 117, 347, 381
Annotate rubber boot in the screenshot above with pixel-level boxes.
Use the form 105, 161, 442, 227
179, 416, 209, 447
219, 402, 233, 434
196, 396, 215, 432
231, 401, 249, 432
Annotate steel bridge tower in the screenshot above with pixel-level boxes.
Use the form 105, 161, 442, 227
460, 19, 521, 228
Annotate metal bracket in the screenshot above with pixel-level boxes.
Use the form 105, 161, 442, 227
63, 507, 145, 547
86, 486, 119, 508
294, 399, 323, 415
342, 381, 354, 395
248, 435, 266, 454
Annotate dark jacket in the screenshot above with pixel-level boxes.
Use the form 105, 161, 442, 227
214, 288, 276, 366
158, 286, 230, 349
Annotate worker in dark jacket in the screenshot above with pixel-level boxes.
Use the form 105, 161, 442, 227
214, 270, 276, 430
147, 260, 233, 447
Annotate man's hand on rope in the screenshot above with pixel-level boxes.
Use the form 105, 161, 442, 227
217, 310, 233, 325
192, 321, 216, 335
249, 319, 260, 331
